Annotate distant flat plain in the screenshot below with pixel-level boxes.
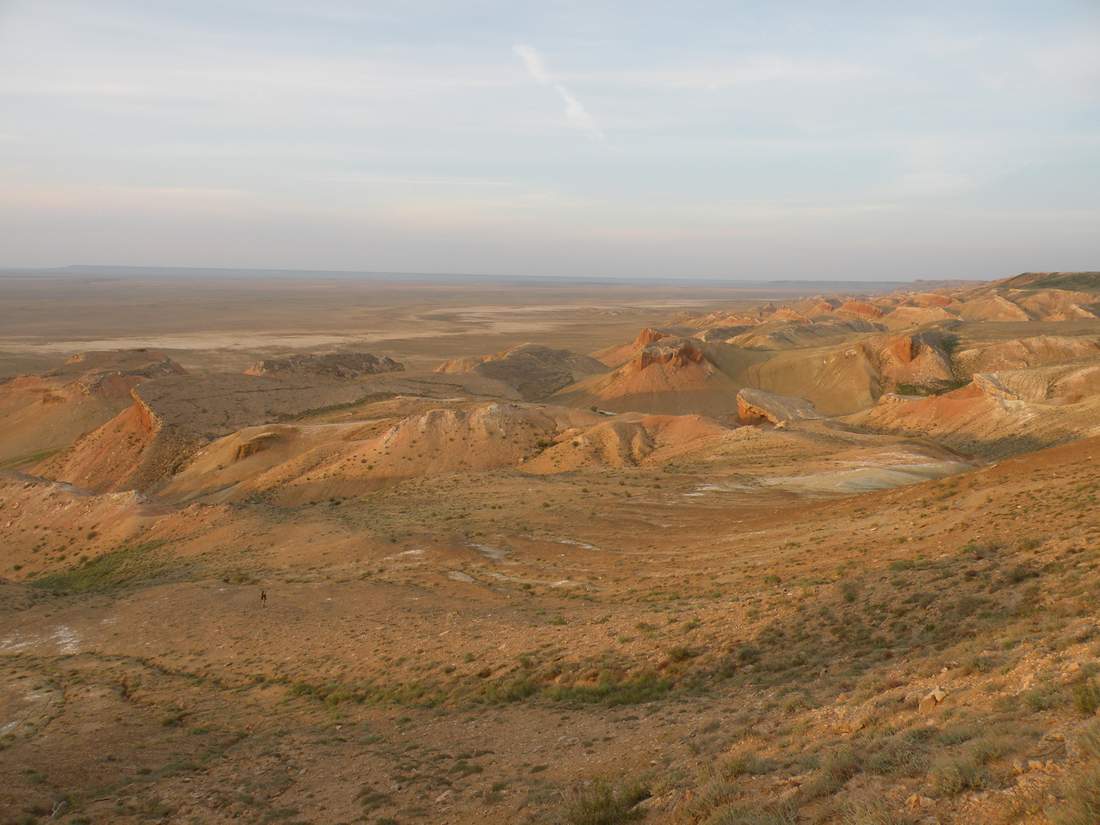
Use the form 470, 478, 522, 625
0, 268, 915, 377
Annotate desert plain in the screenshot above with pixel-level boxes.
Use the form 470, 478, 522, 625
2, 269, 1100, 825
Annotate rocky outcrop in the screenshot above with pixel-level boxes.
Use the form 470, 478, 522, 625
234, 431, 282, 461
636, 340, 706, 369
633, 327, 670, 348
737, 388, 822, 426
868, 333, 955, 390
594, 327, 679, 367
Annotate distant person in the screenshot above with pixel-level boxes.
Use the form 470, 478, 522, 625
260, 589, 267, 608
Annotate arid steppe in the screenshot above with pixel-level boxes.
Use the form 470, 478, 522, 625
3, 270, 1100, 825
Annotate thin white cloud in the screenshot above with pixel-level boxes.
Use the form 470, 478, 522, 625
513, 44, 604, 140
513, 44, 551, 85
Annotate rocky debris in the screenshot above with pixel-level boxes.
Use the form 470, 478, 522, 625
919, 686, 948, 712
737, 388, 822, 426
906, 793, 935, 810
245, 352, 403, 379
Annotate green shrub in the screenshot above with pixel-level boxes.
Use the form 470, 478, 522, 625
668, 646, 698, 663
865, 729, 932, 776
703, 803, 797, 825
547, 671, 671, 707
842, 795, 916, 825
925, 735, 1019, 798
1079, 720, 1100, 759
929, 751, 985, 796
564, 778, 649, 825
31, 541, 170, 594
721, 752, 773, 778
1024, 682, 1065, 712
1072, 679, 1100, 717
801, 746, 861, 799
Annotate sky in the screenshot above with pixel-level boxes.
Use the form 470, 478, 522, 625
1, 1, 1098, 280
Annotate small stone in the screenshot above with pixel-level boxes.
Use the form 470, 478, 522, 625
919, 687, 947, 712
906, 793, 933, 809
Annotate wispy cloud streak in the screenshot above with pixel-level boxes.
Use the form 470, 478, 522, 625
513, 44, 604, 140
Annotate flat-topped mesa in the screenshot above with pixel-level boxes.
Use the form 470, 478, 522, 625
245, 352, 403, 379
56, 350, 187, 394
635, 339, 706, 369
62, 348, 183, 373
435, 343, 607, 400
737, 388, 823, 426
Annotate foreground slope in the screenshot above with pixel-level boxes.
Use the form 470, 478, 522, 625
2, 429, 1099, 825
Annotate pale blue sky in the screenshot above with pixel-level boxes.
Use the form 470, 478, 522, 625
1, 1, 1098, 279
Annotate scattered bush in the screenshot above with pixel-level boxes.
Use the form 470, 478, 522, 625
564, 778, 649, 825
1072, 679, 1100, 717
929, 750, 986, 796
842, 795, 916, 825
31, 541, 170, 594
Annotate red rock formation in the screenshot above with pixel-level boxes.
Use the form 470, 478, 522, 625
636, 341, 705, 369
838, 300, 885, 319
